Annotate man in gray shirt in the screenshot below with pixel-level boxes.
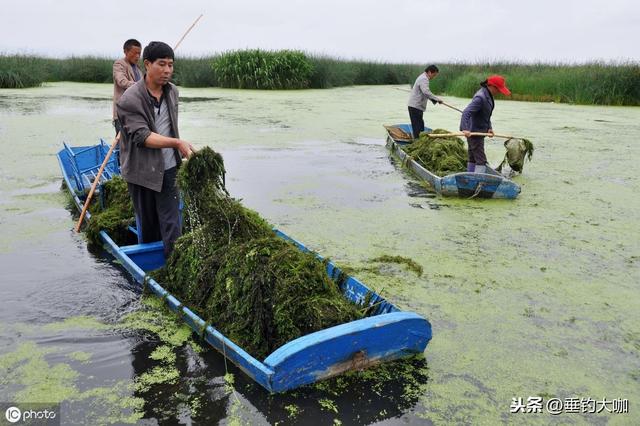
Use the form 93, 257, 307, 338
117, 41, 195, 258
407, 65, 443, 139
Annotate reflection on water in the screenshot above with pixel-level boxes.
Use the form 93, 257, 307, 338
0, 82, 639, 424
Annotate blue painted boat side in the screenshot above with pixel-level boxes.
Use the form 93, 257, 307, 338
98, 230, 276, 390
101, 228, 431, 393
120, 241, 166, 272
385, 137, 442, 192
263, 312, 431, 392
441, 173, 521, 199
57, 143, 433, 392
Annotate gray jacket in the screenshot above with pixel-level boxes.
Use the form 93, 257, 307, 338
407, 73, 440, 111
460, 85, 494, 132
116, 78, 181, 192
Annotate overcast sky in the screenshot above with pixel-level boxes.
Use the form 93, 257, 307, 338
1, 0, 638, 63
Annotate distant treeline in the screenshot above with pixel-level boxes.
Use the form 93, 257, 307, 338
1, 51, 638, 105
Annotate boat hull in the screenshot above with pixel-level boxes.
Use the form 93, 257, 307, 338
384, 124, 521, 199
57, 142, 432, 392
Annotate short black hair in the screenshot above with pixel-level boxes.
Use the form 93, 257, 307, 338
123, 39, 141, 51
143, 41, 174, 63
425, 65, 439, 73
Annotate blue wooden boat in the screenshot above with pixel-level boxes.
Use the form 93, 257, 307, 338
57, 140, 432, 393
384, 124, 521, 199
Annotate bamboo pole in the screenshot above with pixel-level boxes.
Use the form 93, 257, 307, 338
393, 87, 463, 113
425, 132, 519, 139
173, 14, 203, 50
75, 14, 204, 232
440, 101, 463, 113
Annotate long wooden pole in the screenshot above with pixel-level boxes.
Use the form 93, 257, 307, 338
440, 101, 463, 113
173, 14, 203, 50
426, 132, 519, 139
393, 87, 463, 113
75, 14, 203, 232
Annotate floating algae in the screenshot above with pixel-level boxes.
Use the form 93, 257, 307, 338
371, 255, 423, 276
402, 129, 467, 176
85, 176, 135, 246
156, 147, 364, 359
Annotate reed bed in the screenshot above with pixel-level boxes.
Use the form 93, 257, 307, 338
213, 49, 312, 89
1, 53, 637, 105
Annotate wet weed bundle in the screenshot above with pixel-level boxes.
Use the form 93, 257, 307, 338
158, 147, 364, 359
403, 129, 467, 176
497, 137, 535, 173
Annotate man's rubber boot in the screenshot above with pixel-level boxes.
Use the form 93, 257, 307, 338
475, 164, 487, 174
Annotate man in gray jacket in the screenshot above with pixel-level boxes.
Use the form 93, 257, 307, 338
112, 39, 142, 135
117, 41, 195, 258
407, 65, 443, 139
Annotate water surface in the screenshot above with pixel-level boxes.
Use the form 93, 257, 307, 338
0, 83, 638, 424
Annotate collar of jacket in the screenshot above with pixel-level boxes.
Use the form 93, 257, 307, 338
480, 85, 495, 110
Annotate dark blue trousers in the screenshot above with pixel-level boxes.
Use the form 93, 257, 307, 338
408, 106, 425, 139
127, 167, 181, 258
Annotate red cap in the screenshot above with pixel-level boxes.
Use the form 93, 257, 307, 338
487, 75, 511, 96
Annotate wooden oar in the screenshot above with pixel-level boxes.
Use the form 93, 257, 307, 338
426, 132, 521, 139
75, 14, 203, 232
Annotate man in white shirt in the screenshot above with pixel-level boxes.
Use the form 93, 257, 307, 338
407, 65, 443, 139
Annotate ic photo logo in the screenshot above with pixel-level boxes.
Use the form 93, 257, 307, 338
3, 405, 58, 424
5, 406, 21, 423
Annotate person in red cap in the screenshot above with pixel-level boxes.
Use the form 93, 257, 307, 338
460, 75, 511, 173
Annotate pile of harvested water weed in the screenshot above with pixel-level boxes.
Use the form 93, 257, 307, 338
403, 129, 467, 176
156, 147, 364, 359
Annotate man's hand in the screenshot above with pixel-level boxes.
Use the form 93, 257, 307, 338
437, 99, 443, 104
462, 130, 471, 138
487, 129, 495, 137
176, 139, 195, 159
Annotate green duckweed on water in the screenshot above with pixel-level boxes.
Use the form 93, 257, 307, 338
134, 365, 181, 393
42, 315, 112, 332
0, 340, 145, 424
0, 300, 209, 423
284, 403, 301, 419
402, 129, 467, 176
149, 345, 177, 364
5, 83, 635, 423
67, 351, 92, 363
0, 341, 77, 402
370, 255, 423, 276
118, 295, 196, 349
154, 147, 365, 359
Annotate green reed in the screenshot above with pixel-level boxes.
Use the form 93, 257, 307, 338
1, 53, 638, 105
